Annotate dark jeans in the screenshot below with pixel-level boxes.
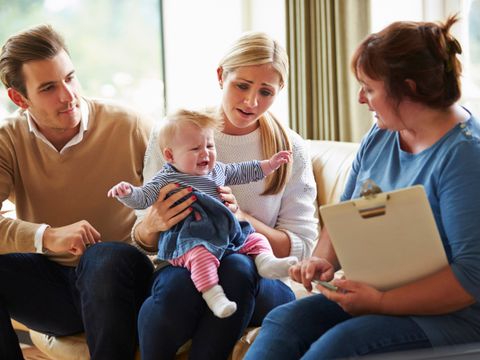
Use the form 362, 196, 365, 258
0, 242, 153, 360
138, 253, 295, 360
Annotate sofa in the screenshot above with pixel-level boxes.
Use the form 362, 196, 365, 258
12, 139, 360, 360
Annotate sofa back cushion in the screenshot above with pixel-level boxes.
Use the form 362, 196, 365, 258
307, 140, 359, 209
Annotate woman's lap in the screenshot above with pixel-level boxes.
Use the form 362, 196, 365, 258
250, 275, 295, 326
246, 294, 431, 360
138, 253, 294, 360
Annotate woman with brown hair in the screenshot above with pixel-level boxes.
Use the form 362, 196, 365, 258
246, 15, 480, 359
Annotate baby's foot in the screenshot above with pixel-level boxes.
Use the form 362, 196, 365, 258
202, 285, 237, 318
255, 253, 298, 279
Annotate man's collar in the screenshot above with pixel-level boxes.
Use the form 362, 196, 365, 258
26, 98, 90, 153
26, 97, 89, 134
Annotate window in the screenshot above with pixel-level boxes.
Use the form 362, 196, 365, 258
1, 0, 287, 123
370, 0, 480, 115
161, 0, 288, 123
0, 0, 163, 120
463, 0, 480, 115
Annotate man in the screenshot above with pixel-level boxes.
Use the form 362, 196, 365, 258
0, 24, 153, 359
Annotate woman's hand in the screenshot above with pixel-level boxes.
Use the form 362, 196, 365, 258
218, 186, 246, 220
218, 185, 292, 257
135, 183, 196, 248
289, 256, 335, 292
319, 279, 385, 316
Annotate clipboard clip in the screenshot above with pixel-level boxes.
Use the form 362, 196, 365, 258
360, 179, 382, 198
354, 180, 388, 219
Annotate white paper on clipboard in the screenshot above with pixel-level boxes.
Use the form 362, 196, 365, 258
319, 183, 448, 291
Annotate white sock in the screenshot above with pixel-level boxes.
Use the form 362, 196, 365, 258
255, 253, 298, 279
202, 285, 237, 318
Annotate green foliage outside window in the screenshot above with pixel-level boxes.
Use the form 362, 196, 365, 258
0, 0, 163, 119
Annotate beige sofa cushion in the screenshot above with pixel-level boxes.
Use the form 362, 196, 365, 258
29, 329, 191, 360
29, 331, 93, 360
307, 140, 359, 208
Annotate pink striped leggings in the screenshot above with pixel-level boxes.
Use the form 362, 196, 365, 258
169, 232, 272, 292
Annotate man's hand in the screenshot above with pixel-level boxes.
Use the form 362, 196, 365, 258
43, 220, 101, 256
107, 181, 132, 198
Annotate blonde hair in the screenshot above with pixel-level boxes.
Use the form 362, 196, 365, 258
158, 108, 222, 150
219, 31, 291, 195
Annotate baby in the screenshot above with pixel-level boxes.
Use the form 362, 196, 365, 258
108, 109, 297, 318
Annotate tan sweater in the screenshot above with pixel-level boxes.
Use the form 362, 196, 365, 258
0, 98, 152, 266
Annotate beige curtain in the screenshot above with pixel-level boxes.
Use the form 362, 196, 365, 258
286, 0, 372, 142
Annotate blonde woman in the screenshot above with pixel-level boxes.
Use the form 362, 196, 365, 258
133, 32, 318, 359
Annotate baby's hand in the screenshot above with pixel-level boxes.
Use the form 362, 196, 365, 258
269, 150, 292, 171
107, 182, 132, 198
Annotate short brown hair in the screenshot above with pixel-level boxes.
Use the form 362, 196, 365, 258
0, 24, 68, 97
351, 15, 462, 109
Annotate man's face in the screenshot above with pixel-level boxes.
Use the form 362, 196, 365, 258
18, 49, 82, 135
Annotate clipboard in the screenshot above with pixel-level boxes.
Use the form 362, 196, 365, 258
319, 181, 448, 291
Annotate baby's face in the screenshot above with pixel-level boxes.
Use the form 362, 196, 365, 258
168, 123, 216, 176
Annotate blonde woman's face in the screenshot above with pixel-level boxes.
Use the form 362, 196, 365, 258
219, 63, 282, 135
